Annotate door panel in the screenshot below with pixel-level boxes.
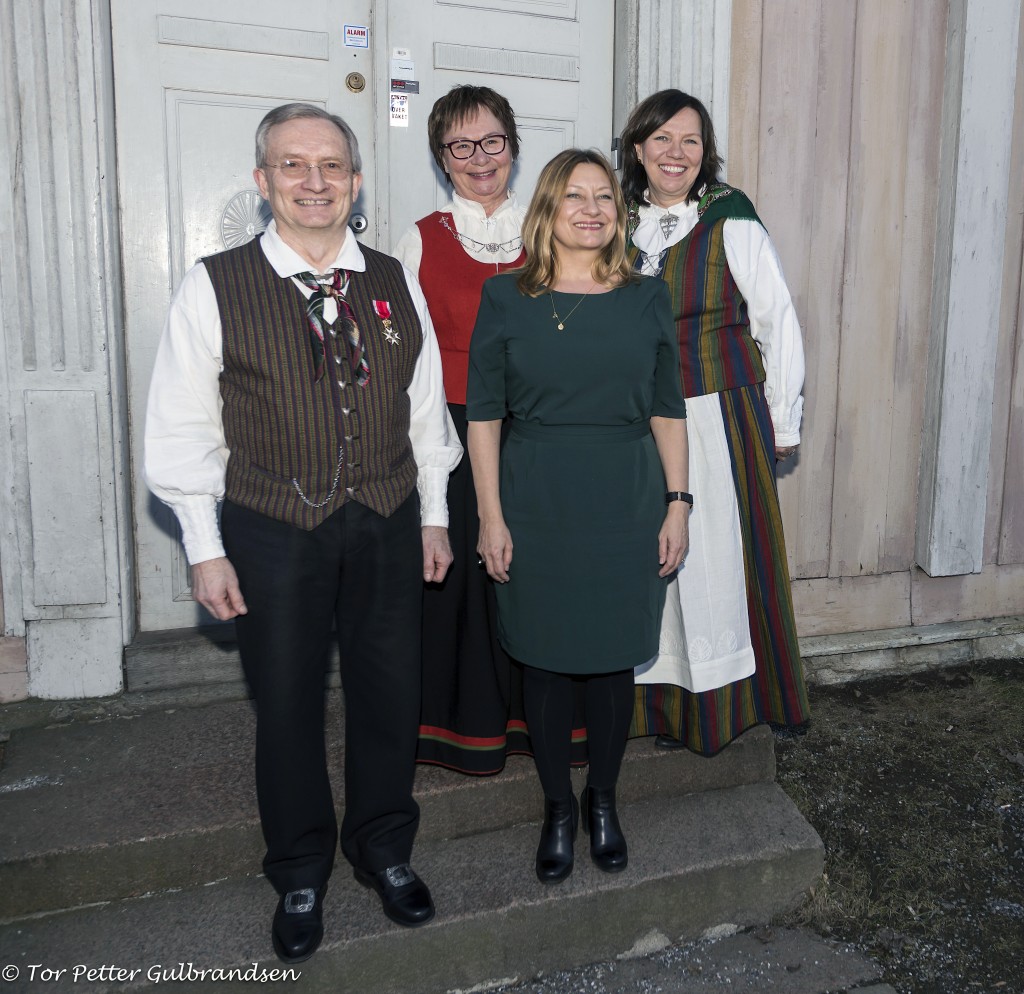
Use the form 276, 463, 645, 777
380, 0, 614, 247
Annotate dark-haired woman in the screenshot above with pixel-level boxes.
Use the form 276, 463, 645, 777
467, 149, 688, 882
621, 88, 810, 755
393, 85, 530, 774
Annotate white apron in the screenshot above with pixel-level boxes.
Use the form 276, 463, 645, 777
635, 393, 756, 693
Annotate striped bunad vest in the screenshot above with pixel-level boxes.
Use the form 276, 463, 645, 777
629, 184, 767, 399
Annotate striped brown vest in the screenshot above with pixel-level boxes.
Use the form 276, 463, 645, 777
203, 237, 423, 529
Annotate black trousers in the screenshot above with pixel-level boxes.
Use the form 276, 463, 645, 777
222, 494, 422, 894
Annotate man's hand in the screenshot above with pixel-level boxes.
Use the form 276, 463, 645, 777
422, 525, 454, 584
191, 557, 248, 620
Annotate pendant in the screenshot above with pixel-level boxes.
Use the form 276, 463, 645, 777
556, 322, 564, 331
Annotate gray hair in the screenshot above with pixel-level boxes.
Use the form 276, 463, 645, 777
255, 103, 362, 173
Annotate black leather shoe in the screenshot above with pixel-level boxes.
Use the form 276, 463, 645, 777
581, 785, 628, 873
654, 733, 687, 750
535, 793, 579, 884
271, 885, 326, 964
354, 863, 435, 927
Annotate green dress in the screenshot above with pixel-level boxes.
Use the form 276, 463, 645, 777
465, 273, 686, 674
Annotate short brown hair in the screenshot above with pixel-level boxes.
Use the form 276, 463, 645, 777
620, 89, 722, 207
427, 85, 519, 181
517, 149, 638, 297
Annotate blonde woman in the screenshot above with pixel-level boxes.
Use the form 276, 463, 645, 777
466, 149, 689, 883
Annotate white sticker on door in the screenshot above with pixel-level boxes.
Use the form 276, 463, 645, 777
390, 93, 409, 127
344, 24, 369, 48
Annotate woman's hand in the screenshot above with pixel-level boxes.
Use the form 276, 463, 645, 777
658, 502, 690, 577
776, 444, 798, 460
477, 517, 514, 583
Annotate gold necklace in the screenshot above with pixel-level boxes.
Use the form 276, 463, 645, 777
549, 282, 598, 330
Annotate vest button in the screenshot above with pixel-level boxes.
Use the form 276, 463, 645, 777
335, 356, 342, 365
342, 407, 351, 415
337, 380, 346, 388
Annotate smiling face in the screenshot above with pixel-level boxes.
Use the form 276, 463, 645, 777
551, 162, 618, 257
634, 106, 704, 208
253, 117, 362, 244
441, 106, 513, 215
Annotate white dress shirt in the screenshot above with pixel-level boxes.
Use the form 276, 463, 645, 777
392, 190, 527, 276
145, 220, 463, 566
632, 195, 805, 446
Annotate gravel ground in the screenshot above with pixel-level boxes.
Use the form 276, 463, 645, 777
774, 660, 1024, 993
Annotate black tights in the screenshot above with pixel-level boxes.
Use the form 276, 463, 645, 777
522, 665, 634, 801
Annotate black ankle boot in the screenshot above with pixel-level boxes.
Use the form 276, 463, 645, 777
581, 785, 628, 873
535, 793, 579, 883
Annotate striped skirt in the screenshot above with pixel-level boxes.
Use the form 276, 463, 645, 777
631, 381, 810, 754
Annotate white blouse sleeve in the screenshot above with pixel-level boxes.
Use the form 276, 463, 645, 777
723, 219, 805, 446
143, 263, 229, 565
402, 265, 464, 527
392, 225, 423, 279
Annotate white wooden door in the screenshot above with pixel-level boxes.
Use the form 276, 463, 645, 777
114, 0, 613, 632
380, 0, 615, 246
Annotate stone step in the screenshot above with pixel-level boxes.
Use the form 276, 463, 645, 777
123, 625, 289, 695
0, 783, 823, 994
0, 695, 775, 921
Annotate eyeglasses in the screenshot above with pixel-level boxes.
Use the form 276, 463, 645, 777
440, 135, 509, 160
265, 159, 351, 179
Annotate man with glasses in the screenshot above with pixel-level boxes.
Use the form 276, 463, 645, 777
145, 103, 461, 963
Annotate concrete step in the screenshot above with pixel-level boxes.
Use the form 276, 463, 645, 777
0, 695, 775, 921
123, 625, 279, 695
0, 782, 823, 994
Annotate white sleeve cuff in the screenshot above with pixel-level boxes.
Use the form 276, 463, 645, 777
417, 467, 451, 528
162, 495, 226, 565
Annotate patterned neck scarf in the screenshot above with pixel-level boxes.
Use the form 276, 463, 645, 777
294, 270, 370, 386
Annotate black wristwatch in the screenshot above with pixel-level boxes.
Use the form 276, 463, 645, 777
665, 491, 694, 506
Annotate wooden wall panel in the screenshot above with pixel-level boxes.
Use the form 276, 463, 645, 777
792, 573, 912, 638
994, 1, 1024, 565
785, 1, 855, 579
754, 2, 826, 579
882, 0, 948, 573
728, 0, 1022, 636
829, 0, 915, 577
727, 0, 762, 200
912, 565, 1024, 625
999, 246, 1024, 563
